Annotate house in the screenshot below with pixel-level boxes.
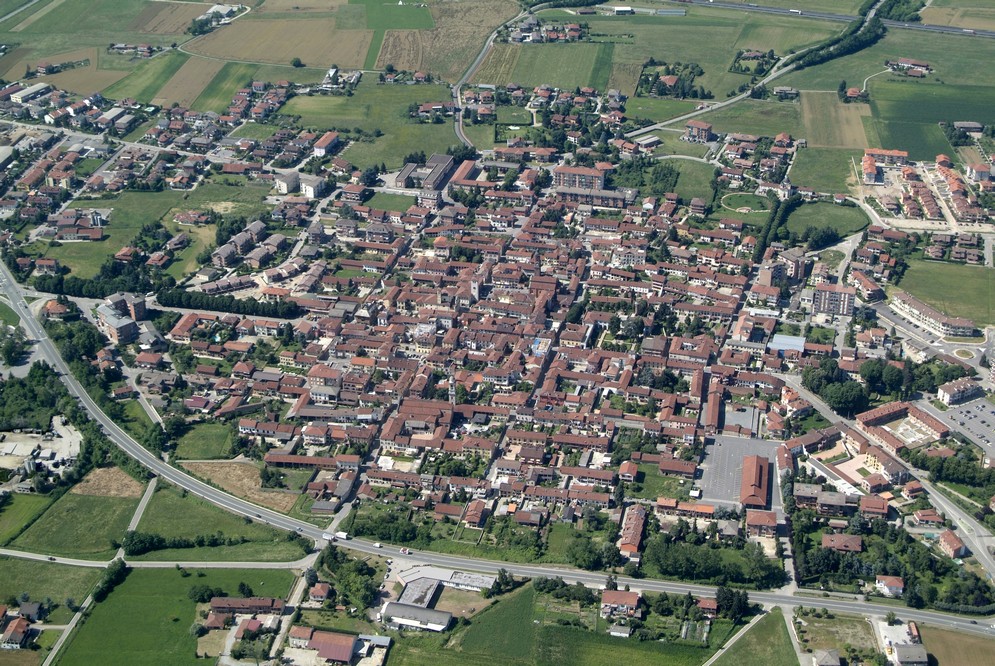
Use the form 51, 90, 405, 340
618, 460, 638, 482
937, 529, 967, 558
310, 582, 331, 602
308, 630, 357, 664
894, 644, 928, 666
812, 649, 841, 666
821, 533, 863, 553
600, 590, 641, 618
745, 509, 777, 537
875, 575, 904, 597
0, 617, 30, 649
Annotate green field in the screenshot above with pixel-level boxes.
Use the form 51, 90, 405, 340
784, 201, 869, 236
40, 181, 271, 278
132, 483, 305, 562
0, 493, 52, 545
58, 568, 294, 666
790, 147, 862, 194
722, 193, 771, 211
390, 584, 729, 666
712, 608, 798, 666
629, 464, 688, 500
0, 300, 19, 326
0, 556, 101, 623
626, 97, 697, 124
899, 260, 995, 327
474, 42, 610, 90
698, 99, 804, 137
12, 492, 139, 560
192, 62, 258, 114
173, 422, 233, 460
648, 131, 712, 158
350, 0, 434, 30
102, 51, 190, 104
228, 122, 281, 141
365, 192, 415, 211
673, 160, 719, 203
921, 624, 995, 666
16, 0, 153, 36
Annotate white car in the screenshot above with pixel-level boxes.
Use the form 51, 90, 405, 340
373, 542, 382, 548
322, 533, 332, 541
400, 547, 410, 555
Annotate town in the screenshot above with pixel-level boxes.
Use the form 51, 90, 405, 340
0, 0, 995, 665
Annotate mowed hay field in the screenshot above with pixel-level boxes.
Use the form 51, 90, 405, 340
152, 56, 225, 107
801, 92, 870, 149
921, 625, 995, 665
191, 62, 257, 113
473, 43, 613, 90
128, 1, 211, 34
70, 466, 145, 499
921, 7, 995, 32
377, 0, 518, 81
101, 50, 190, 103
186, 18, 371, 68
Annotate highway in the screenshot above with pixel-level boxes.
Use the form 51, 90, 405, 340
3, 265, 995, 634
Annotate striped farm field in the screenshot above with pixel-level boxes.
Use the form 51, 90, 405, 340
103, 51, 190, 103
151, 56, 225, 108
191, 62, 258, 113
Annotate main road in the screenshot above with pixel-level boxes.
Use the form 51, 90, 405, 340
1, 261, 993, 633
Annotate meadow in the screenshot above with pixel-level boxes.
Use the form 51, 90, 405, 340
131, 483, 304, 562
625, 97, 697, 124
790, 147, 862, 194
190, 61, 257, 113
0, 493, 51, 544
12, 492, 139, 560
898, 260, 995, 327
172, 422, 233, 460
150, 56, 225, 108
800, 92, 870, 149
672, 160, 719, 204
0, 300, 19, 326
473, 42, 612, 91
712, 608, 796, 666
921, 624, 995, 666
102, 51, 190, 104
697, 99, 805, 138
0, 557, 101, 623
57, 568, 294, 666
365, 192, 415, 211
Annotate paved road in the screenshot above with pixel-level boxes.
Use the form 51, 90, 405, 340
3, 261, 995, 632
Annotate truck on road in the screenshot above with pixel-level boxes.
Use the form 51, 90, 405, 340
334, 531, 350, 540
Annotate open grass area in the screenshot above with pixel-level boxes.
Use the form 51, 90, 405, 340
921, 623, 995, 666
784, 201, 869, 236
365, 191, 415, 212
0, 556, 101, 623
132, 483, 304, 562
627, 97, 697, 124
173, 422, 233, 460
712, 608, 797, 666
673, 160, 719, 203
12, 492, 139, 560
648, 131, 712, 158
351, 0, 433, 29
102, 51, 190, 104
698, 99, 804, 138
39, 180, 271, 278
229, 122, 281, 141
898, 260, 995, 327
629, 464, 688, 500
0, 300, 19, 326
463, 122, 496, 149
391, 583, 729, 666
0, 493, 53, 545
790, 147, 861, 194
57, 568, 294, 666
119, 399, 154, 441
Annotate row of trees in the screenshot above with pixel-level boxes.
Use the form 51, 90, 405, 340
156, 289, 303, 319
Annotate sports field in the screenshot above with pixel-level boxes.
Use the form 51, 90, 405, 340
58, 568, 294, 666
790, 147, 862, 194
784, 201, 869, 236
899, 260, 995, 327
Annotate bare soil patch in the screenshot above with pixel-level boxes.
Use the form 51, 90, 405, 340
70, 466, 145, 499
182, 460, 299, 512
152, 56, 225, 107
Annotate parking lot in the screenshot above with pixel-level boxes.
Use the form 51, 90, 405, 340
698, 435, 783, 512
923, 397, 995, 457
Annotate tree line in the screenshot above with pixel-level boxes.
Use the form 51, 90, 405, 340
156, 289, 304, 319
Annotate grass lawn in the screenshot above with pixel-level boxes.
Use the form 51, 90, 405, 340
473, 42, 612, 91
0, 557, 101, 623
922, 624, 995, 664
496, 106, 532, 124
712, 608, 797, 666
132, 483, 305, 562
365, 192, 415, 212
463, 122, 496, 149
299, 609, 377, 635
0, 493, 52, 545
173, 422, 233, 460
790, 148, 862, 194
784, 201, 869, 236
626, 97, 697, 124
57, 568, 294, 666
649, 131, 712, 158
12, 492, 138, 560
0, 300, 19, 325
797, 411, 831, 434
119, 399, 154, 440
228, 122, 281, 141
102, 51, 190, 104
898, 260, 995, 327
629, 465, 688, 500
673, 160, 718, 203
343, 123, 457, 170
697, 99, 804, 138
795, 612, 877, 653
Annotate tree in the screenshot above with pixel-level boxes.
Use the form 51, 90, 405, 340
885, 610, 897, 626
238, 582, 254, 597
290, 57, 304, 68
605, 574, 618, 591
